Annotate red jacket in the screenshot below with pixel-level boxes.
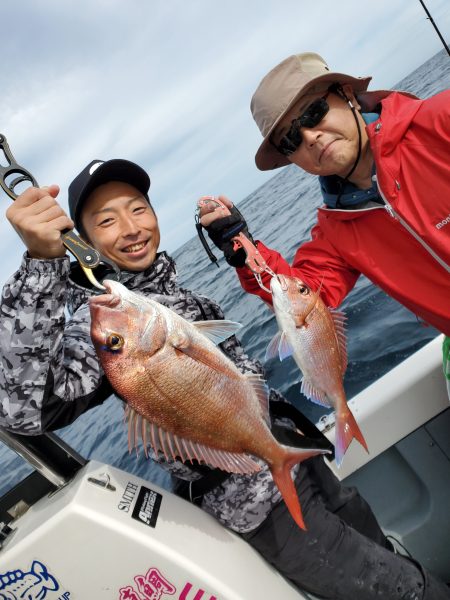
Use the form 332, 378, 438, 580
238, 90, 450, 336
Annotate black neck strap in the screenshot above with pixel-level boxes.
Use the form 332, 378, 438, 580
334, 86, 363, 209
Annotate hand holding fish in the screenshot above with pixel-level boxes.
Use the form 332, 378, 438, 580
196, 195, 252, 268
197, 194, 234, 226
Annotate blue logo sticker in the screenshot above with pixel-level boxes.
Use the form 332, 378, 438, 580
0, 559, 61, 599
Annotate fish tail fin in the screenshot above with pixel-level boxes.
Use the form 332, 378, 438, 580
335, 408, 368, 467
271, 462, 306, 530
271, 447, 329, 530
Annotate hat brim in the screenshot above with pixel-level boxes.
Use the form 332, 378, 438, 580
74, 159, 151, 226
255, 72, 372, 171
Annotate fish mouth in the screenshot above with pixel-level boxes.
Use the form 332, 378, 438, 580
89, 284, 121, 309
270, 274, 289, 293
102, 280, 117, 294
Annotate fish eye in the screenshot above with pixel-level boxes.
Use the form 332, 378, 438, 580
107, 333, 124, 351
297, 284, 310, 295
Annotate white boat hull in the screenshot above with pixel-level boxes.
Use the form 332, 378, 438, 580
0, 460, 306, 599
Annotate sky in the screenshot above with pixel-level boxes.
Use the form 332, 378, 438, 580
0, 0, 449, 288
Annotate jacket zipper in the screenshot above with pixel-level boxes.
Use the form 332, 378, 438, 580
374, 175, 450, 274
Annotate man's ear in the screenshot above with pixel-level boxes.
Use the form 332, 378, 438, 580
341, 84, 361, 111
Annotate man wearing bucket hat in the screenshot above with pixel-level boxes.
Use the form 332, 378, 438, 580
200, 52, 449, 336
198, 52, 450, 597
200, 54, 450, 390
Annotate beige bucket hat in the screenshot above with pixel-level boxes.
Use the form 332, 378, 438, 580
251, 52, 372, 171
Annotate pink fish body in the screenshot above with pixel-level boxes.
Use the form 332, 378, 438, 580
89, 280, 329, 529
268, 275, 368, 466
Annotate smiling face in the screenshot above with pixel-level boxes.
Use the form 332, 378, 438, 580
272, 85, 370, 180
80, 181, 160, 271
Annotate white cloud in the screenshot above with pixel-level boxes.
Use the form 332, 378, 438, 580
0, 0, 449, 287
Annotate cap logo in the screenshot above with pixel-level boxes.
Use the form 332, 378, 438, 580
89, 161, 104, 175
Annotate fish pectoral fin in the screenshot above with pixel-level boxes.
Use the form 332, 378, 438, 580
193, 319, 242, 345
245, 372, 270, 426
330, 309, 348, 374
265, 331, 282, 361
278, 332, 295, 360
127, 408, 261, 474
265, 331, 294, 361
168, 331, 236, 380
173, 341, 241, 379
301, 378, 333, 408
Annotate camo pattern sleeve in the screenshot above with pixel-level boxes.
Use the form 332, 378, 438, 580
0, 255, 110, 435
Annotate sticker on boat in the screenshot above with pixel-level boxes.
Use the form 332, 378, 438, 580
131, 486, 162, 528
118, 567, 219, 600
118, 480, 140, 513
119, 567, 175, 599
0, 559, 70, 599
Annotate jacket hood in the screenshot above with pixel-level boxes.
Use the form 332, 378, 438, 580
364, 90, 422, 155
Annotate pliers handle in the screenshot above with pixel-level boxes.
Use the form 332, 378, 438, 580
0, 133, 120, 290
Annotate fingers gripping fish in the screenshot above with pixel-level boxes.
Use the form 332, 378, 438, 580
267, 275, 368, 467
89, 280, 330, 530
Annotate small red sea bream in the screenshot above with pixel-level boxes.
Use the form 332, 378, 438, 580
89, 280, 329, 530
268, 275, 368, 466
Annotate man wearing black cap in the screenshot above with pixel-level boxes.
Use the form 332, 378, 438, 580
2, 159, 449, 599
69, 159, 160, 274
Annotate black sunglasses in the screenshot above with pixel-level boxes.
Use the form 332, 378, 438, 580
272, 91, 331, 156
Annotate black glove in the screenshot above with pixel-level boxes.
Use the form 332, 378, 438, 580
204, 205, 254, 268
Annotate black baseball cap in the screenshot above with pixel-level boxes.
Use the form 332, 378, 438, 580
68, 159, 151, 230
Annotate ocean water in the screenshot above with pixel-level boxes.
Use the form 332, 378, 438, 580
0, 50, 449, 496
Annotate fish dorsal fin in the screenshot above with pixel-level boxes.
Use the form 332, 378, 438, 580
265, 331, 293, 362
330, 309, 348, 374
245, 372, 270, 426
127, 408, 261, 475
300, 378, 333, 408
193, 319, 242, 345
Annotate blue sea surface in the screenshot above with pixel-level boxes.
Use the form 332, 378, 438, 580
0, 50, 449, 496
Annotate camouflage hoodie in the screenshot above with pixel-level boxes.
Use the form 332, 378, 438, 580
0, 251, 296, 532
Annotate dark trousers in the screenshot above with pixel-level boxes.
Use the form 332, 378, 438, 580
241, 457, 450, 600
